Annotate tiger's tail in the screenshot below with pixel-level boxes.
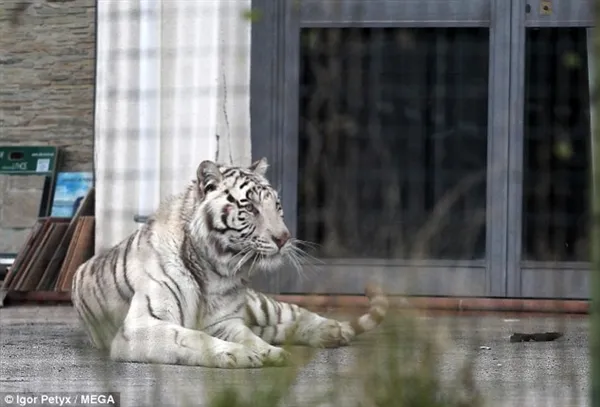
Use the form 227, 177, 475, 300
348, 282, 389, 335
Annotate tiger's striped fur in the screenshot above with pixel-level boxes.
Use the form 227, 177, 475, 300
71, 158, 388, 368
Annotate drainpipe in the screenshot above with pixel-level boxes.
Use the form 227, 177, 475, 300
136, 0, 161, 223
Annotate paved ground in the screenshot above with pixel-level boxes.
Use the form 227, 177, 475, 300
0, 306, 589, 407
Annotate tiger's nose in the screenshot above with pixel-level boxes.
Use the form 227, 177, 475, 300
272, 231, 290, 249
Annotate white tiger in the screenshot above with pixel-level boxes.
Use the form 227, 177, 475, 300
71, 158, 388, 368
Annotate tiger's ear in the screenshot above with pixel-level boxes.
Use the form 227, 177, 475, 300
196, 160, 223, 196
249, 157, 268, 176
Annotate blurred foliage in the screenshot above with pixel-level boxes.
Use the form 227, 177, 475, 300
554, 140, 574, 160
205, 314, 484, 407
562, 51, 582, 69
241, 9, 263, 23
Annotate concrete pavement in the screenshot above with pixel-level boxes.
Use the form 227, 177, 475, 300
0, 306, 589, 407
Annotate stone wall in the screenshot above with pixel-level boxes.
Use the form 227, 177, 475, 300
0, 0, 95, 253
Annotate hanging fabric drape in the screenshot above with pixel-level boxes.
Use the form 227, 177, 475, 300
94, 0, 252, 252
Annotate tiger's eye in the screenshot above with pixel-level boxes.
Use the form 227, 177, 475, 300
244, 204, 258, 214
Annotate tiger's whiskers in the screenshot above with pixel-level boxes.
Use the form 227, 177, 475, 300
286, 239, 323, 280
247, 252, 262, 277
230, 246, 254, 275
291, 238, 322, 251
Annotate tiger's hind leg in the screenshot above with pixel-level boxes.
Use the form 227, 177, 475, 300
110, 293, 264, 368
245, 284, 389, 348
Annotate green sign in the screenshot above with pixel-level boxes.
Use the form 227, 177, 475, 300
0, 146, 59, 175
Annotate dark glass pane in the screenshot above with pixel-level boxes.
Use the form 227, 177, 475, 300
522, 28, 591, 262
297, 28, 489, 260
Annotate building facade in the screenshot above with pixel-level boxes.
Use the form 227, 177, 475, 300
0, 0, 95, 253
248, 0, 594, 299
2, 0, 594, 299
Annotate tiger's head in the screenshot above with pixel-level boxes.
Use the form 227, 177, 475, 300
191, 158, 294, 275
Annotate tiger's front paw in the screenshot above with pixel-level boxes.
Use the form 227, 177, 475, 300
258, 345, 291, 367
309, 320, 354, 348
214, 344, 264, 368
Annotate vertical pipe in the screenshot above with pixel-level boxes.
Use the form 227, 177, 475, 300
137, 0, 161, 221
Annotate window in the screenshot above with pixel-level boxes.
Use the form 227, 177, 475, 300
297, 28, 489, 260
522, 28, 591, 262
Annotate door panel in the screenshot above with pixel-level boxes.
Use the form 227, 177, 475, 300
508, 0, 592, 299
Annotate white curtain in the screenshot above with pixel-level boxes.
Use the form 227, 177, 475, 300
94, 0, 252, 252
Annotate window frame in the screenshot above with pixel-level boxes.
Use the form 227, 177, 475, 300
506, 0, 594, 299
250, 0, 514, 297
